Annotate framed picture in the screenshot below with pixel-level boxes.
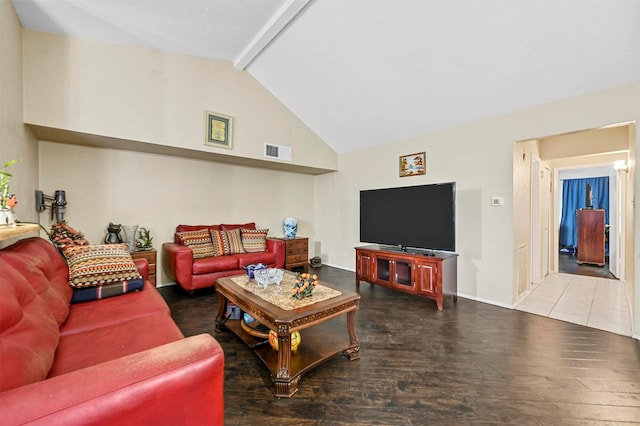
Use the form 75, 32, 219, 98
205, 111, 233, 149
399, 152, 426, 177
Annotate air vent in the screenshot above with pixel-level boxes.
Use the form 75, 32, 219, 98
264, 143, 292, 161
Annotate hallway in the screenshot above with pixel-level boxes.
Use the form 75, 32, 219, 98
515, 272, 632, 337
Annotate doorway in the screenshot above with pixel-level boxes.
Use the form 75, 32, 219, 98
514, 123, 634, 335
556, 167, 618, 280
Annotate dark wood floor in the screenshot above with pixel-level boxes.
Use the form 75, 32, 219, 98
159, 266, 640, 425
558, 253, 616, 279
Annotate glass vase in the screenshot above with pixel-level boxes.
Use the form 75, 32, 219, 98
123, 225, 138, 252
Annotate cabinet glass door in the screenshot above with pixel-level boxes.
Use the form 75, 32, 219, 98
376, 257, 391, 283
394, 260, 413, 287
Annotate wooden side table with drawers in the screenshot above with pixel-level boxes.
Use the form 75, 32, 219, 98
130, 248, 157, 286
275, 237, 308, 272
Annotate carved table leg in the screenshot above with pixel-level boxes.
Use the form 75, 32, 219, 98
272, 324, 297, 398
214, 292, 228, 333
346, 306, 360, 361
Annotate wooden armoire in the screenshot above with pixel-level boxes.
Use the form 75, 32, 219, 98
576, 209, 605, 266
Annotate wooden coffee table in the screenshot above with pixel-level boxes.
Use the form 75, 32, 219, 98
215, 273, 361, 398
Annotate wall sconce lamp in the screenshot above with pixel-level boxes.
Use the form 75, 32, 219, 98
35, 190, 67, 223
613, 160, 628, 172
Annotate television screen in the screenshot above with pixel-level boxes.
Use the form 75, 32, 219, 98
359, 182, 456, 252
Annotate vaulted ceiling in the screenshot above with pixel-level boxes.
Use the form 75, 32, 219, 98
11, 0, 640, 154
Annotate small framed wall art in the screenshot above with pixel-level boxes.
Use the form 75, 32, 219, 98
399, 152, 426, 177
205, 111, 233, 149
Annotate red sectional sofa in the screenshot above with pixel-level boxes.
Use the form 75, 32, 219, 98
0, 237, 224, 425
162, 222, 285, 292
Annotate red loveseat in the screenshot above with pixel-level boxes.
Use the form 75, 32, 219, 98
162, 222, 285, 293
0, 237, 224, 425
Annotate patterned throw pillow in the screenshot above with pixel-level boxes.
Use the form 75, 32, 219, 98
71, 279, 145, 303
63, 244, 143, 288
175, 229, 215, 259
210, 229, 230, 257
225, 228, 246, 254
241, 228, 269, 253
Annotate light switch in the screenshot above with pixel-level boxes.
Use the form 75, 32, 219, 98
491, 197, 504, 206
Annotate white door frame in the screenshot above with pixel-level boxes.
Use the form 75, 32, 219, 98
542, 165, 551, 279
530, 155, 541, 285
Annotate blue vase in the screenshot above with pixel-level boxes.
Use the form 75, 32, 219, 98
284, 217, 297, 238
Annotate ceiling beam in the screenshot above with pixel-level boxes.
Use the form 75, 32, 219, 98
234, 0, 311, 70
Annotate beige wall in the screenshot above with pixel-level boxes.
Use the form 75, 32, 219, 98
7, 13, 640, 338
21, 29, 339, 286
540, 126, 630, 160
318, 119, 515, 307
314, 82, 640, 326
22, 30, 338, 172
38, 141, 316, 285
0, 2, 39, 223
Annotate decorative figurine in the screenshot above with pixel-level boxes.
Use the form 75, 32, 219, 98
0, 194, 17, 227
283, 217, 297, 238
5, 194, 17, 209
104, 222, 123, 244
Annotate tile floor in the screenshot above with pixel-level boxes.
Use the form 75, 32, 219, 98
515, 273, 632, 336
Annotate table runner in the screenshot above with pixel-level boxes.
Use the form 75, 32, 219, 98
230, 272, 342, 310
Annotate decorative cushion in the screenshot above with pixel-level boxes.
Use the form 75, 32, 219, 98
225, 228, 246, 254
63, 244, 143, 288
210, 230, 230, 257
175, 224, 222, 233
241, 228, 269, 253
70, 278, 145, 303
175, 229, 215, 259
174, 225, 221, 243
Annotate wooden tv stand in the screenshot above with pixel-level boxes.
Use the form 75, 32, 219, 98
355, 245, 458, 311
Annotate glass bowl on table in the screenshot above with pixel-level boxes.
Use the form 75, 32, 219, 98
253, 268, 284, 289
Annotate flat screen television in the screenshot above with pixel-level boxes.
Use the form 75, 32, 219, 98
359, 182, 456, 252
